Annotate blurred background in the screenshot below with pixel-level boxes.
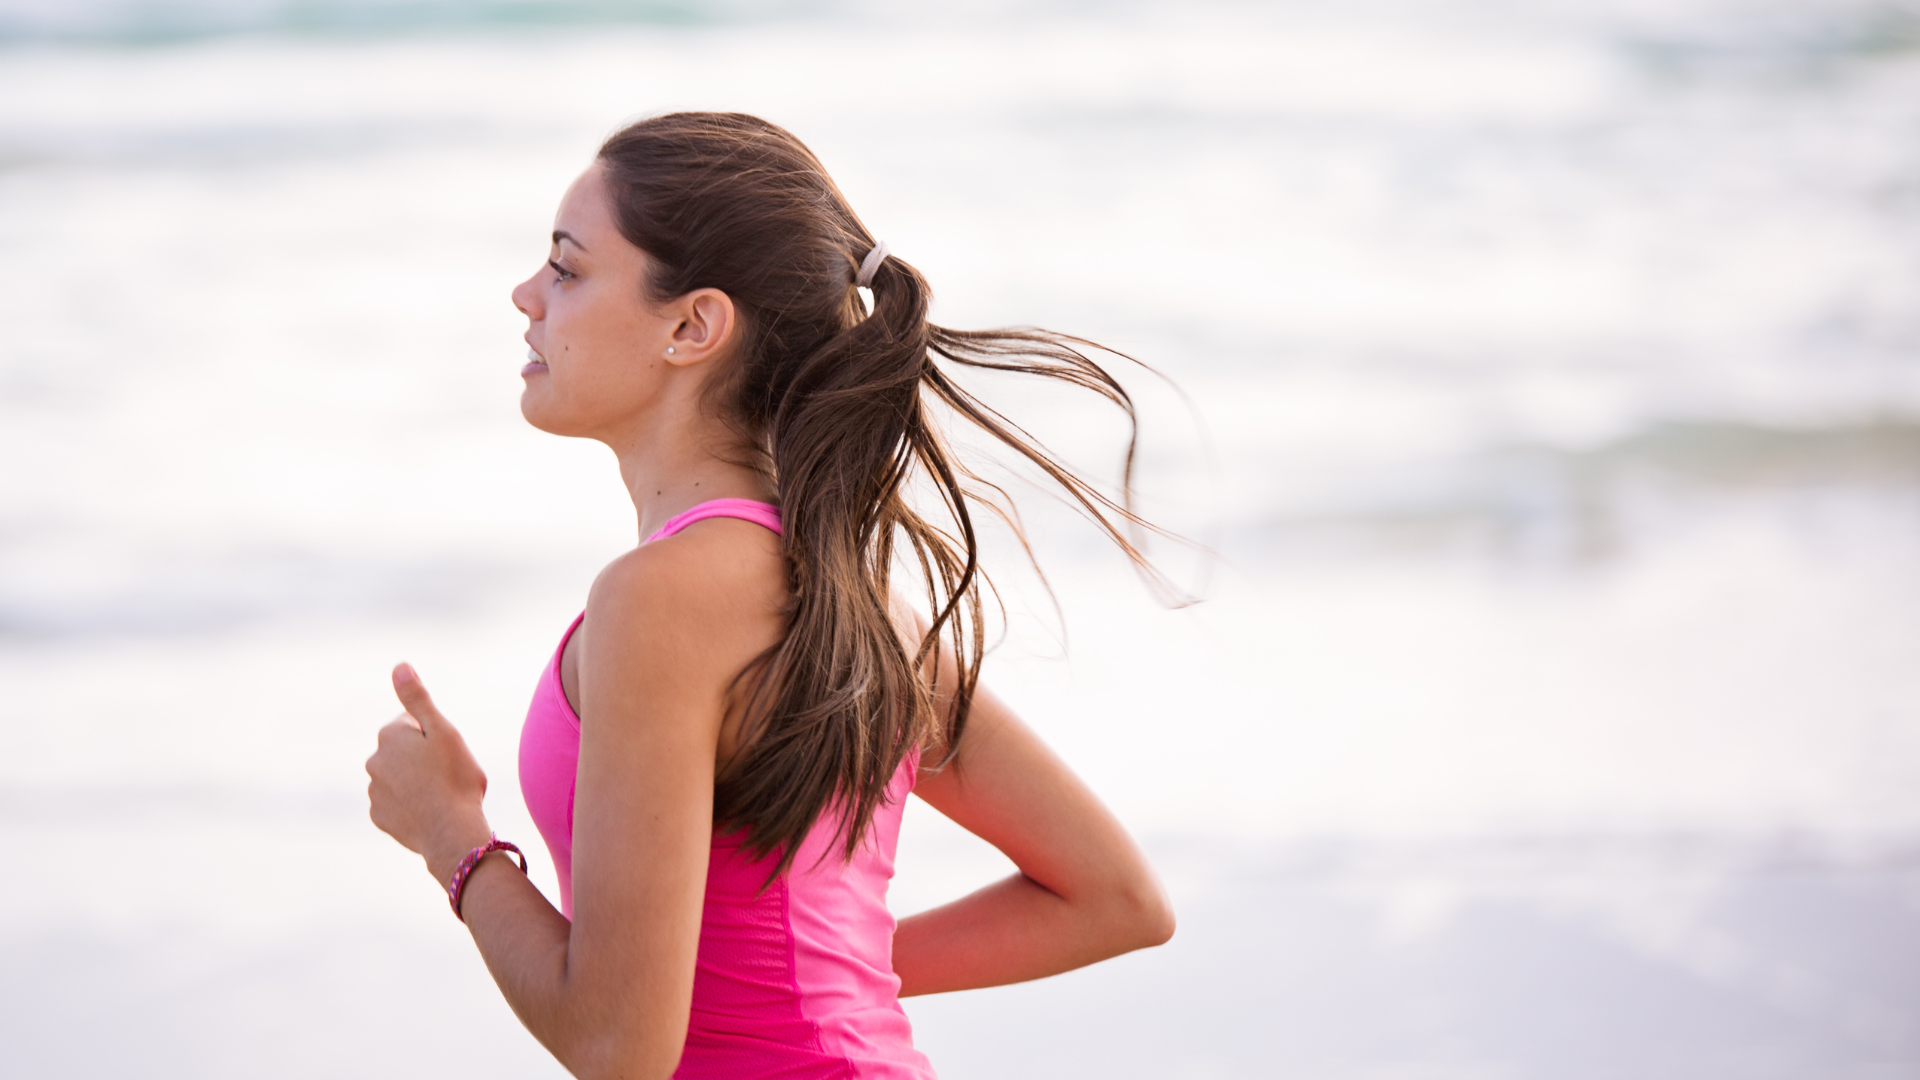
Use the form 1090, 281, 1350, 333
3, 0, 1919, 1076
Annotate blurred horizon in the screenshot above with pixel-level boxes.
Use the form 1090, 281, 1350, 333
0, 0, 1917, 43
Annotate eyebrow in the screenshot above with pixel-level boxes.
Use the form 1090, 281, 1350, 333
552, 230, 588, 252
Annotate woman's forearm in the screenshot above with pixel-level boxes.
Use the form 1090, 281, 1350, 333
450, 857, 579, 1055
433, 855, 684, 1080
891, 872, 1173, 997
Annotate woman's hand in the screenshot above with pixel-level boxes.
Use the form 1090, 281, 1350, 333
366, 663, 493, 885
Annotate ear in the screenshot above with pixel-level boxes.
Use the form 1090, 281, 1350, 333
664, 288, 736, 369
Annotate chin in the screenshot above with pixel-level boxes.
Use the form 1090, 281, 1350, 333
519, 386, 568, 435
520, 386, 604, 439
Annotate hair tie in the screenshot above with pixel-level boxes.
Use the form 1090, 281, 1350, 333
855, 241, 889, 288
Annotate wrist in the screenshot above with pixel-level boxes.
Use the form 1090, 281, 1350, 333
444, 837, 529, 922
425, 818, 495, 886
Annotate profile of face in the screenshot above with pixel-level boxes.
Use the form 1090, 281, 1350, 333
510, 164, 735, 442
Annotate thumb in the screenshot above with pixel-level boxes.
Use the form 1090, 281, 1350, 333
392, 663, 451, 736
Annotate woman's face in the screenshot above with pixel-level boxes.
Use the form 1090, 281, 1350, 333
511, 164, 677, 439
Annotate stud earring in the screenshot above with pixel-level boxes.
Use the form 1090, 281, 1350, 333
666, 346, 676, 356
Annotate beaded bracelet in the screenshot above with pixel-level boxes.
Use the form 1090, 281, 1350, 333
447, 836, 528, 922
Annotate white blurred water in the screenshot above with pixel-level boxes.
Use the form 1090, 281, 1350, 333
2, 1, 1919, 1076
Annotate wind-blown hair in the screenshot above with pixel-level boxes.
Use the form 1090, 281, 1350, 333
598, 112, 1166, 878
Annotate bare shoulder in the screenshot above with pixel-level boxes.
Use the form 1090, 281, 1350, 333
595, 517, 783, 597
584, 519, 788, 667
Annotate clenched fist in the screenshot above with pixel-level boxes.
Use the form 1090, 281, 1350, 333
366, 663, 494, 885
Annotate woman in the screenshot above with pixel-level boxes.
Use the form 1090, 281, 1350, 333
365, 112, 1175, 1080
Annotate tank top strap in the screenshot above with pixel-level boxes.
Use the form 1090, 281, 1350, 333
645, 498, 783, 543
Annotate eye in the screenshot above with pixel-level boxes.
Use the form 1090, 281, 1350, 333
548, 259, 574, 281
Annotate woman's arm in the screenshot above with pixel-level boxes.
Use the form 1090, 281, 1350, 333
367, 523, 786, 1079
890, 617, 1176, 997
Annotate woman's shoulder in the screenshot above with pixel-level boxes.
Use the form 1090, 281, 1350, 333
586, 517, 787, 634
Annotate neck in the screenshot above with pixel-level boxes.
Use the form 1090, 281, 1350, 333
604, 411, 774, 543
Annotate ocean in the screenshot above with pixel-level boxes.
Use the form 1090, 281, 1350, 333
2, 0, 1918, 1075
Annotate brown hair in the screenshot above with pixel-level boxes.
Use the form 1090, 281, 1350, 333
598, 112, 1168, 877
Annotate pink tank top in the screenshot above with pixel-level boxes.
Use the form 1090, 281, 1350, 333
517, 498, 936, 1080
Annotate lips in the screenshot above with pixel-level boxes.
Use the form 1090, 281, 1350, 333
522, 346, 548, 377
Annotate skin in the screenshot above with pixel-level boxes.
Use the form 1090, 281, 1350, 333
365, 162, 1175, 1080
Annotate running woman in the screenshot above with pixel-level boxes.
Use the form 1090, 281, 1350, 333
365, 111, 1175, 1080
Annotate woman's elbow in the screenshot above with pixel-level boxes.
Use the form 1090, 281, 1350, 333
1108, 874, 1176, 951
1147, 896, 1178, 947
1134, 888, 1177, 949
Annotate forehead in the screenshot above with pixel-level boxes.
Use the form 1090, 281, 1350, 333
552, 163, 619, 249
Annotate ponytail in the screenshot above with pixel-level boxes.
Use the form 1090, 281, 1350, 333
598, 113, 1178, 878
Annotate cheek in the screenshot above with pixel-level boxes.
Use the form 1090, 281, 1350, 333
521, 340, 663, 435
543, 303, 614, 383
520, 284, 671, 430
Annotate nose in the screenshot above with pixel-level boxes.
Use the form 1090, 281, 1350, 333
511, 270, 543, 320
